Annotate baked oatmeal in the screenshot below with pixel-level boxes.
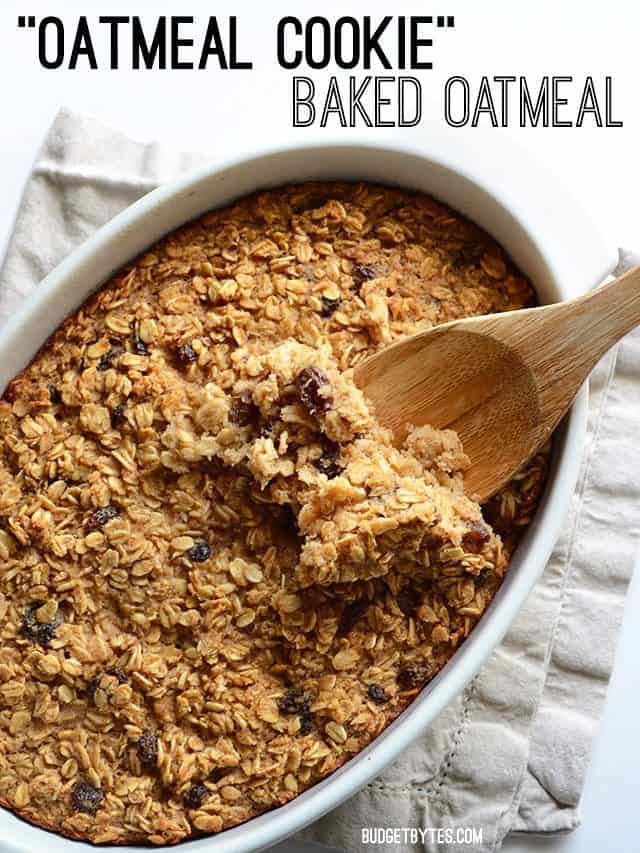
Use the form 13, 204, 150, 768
0, 182, 547, 844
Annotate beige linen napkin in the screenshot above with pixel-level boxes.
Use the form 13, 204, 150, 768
1, 109, 638, 853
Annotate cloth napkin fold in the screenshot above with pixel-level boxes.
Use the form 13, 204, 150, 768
1, 109, 638, 853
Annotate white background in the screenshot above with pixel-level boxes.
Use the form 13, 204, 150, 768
0, 1, 638, 850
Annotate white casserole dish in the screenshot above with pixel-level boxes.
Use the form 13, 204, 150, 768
0, 140, 616, 853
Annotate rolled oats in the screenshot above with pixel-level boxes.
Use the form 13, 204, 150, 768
0, 181, 547, 844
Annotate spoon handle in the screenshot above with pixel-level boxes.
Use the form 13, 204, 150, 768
525, 264, 640, 388
572, 263, 640, 350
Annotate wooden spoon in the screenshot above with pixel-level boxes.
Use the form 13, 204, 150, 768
354, 265, 640, 503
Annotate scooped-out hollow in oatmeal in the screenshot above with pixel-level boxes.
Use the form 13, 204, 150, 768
0, 181, 548, 844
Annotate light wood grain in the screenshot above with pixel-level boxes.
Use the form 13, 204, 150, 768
354, 265, 640, 502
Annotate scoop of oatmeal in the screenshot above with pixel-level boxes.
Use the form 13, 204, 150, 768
159, 340, 500, 589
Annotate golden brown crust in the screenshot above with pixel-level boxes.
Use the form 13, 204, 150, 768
0, 182, 546, 844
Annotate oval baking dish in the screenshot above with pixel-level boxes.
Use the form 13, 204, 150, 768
0, 141, 615, 853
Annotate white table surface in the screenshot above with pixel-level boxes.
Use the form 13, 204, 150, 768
0, 0, 638, 850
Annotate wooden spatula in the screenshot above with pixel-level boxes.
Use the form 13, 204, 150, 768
354, 265, 640, 503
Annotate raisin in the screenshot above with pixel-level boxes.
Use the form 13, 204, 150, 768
183, 782, 209, 809
316, 439, 342, 479
397, 662, 430, 691
317, 457, 342, 479
462, 521, 490, 554
20, 604, 61, 647
22, 606, 41, 641
187, 541, 211, 563
450, 244, 483, 270
229, 391, 259, 427
208, 767, 229, 783
278, 687, 311, 717
87, 668, 127, 702
108, 667, 128, 685
48, 384, 62, 404
352, 264, 378, 291
98, 347, 122, 371
299, 711, 314, 735
397, 584, 421, 616
137, 730, 158, 769
320, 295, 341, 317
86, 676, 100, 702
278, 688, 302, 716
175, 343, 197, 366
71, 781, 103, 815
296, 367, 333, 417
367, 684, 388, 705
337, 600, 369, 637
111, 404, 126, 428
34, 622, 57, 646
86, 505, 118, 531
132, 336, 149, 356
474, 571, 490, 589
